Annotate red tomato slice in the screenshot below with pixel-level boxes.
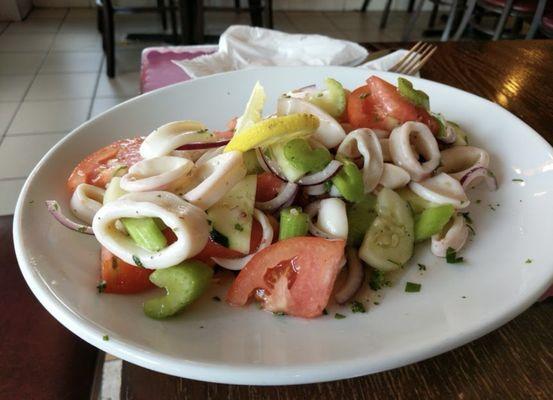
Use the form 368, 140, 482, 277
100, 247, 154, 294
67, 137, 144, 193
347, 76, 439, 133
226, 237, 346, 318
256, 172, 284, 202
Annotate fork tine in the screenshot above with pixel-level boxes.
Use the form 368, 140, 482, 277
388, 41, 423, 73
406, 45, 437, 75
397, 42, 432, 75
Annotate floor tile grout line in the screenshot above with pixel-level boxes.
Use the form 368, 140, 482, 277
87, 55, 106, 120
0, 9, 70, 148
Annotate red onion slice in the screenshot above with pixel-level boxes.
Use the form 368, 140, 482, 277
176, 139, 230, 150
45, 200, 94, 234
460, 167, 498, 191
255, 182, 298, 212
335, 247, 364, 304
297, 160, 342, 186
255, 148, 271, 173
259, 147, 287, 181
304, 182, 327, 196
212, 209, 274, 271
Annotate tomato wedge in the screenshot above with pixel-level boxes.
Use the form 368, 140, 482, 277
67, 137, 144, 193
256, 172, 284, 202
347, 76, 439, 133
226, 237, 346, 318
100, 247, 154, 294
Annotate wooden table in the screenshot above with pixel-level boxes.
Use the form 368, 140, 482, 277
1, 40, 552, 399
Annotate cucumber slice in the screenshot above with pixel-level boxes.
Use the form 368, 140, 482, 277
104, 177, 127, 204
206, 175, 257, 254
309, 78, 346, 117
359, 188, 414, 272
143, 261, 212, 319
414, 204, 455, 241
346, 194, 377, 246
397, 77, 429, 110
283, 138, 331, 174
121, 217, 167, 252
269, 143, 305, 182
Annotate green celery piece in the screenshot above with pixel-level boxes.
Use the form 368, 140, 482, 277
332, 160, 364, 202
397, 187, 433, 214
121, 217, 167, 252
397, 77, 430, 110
346, 194, 377, 246
283, 138, 332, 174
414, 204, 455, 241
143, 261, 213, 319
309, 78, 346, 117
279, 207, 309, 240
433, 112, 448, 140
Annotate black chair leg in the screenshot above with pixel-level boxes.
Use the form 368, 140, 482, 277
168, 0, 178, 43
360, 0, 370, 12
235, 0, 241, 13
428, 1, 439, 28
407, 0, 416, 13
380, 0, 393, 29
403, 0, 425, 41
248, 0, 263, 27
156, 0, 168, 30
264, 0, 274, 28
103, 0, 115, 78
97, 6, 104, 33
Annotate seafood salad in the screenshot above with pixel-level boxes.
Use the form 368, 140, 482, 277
47, 75, 497, 319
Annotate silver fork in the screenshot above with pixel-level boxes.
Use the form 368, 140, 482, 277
388, 41, 437, 75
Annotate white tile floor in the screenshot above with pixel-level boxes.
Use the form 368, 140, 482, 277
0, 7, 432, 217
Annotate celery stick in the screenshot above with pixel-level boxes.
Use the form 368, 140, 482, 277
144, 261, 213, 319
121, 217, 167, 252
414, 204, 455, 241
279, 207, 309, 240
332, 160, 364, 202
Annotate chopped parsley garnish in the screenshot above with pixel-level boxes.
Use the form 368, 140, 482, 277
512, 178, 524, 182
387, 259, 402, 267
132, 255, 144, 268
334, 313, 346, 319
323, 180, 333, 192
29, 200, 34, 204
369, 270, 390, 291
488, 204, 496, 211
461, 296, 467, 299
209, 228, 229, 247
351, 301, 366, 313
476, 199, 481, 204
446, 247, 464, 264
96, 280, 107, 293
212, 296, 221, 302
373, 302, 380, 305
417, 263, 427, 271
359, 93, 369, 99
405, 282, 421, 293
234, 223, 244, 232
322, 308, 328, 315
77, 226, 88, 233
102, 335, 109, 341
273, 311, 286, 316
525, 258, 533, 264
53, 203, 59, 211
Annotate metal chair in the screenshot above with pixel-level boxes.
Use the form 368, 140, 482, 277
453, 0, 545, 40
96, 0, 178, 77
402, 0, 463, 41
360, 0, 417, 29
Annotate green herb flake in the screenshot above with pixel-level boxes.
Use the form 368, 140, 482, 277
350, 301, 366, 313
96, 280, 107, 293
512, 178, 524, 182
77, 226, 88, 233
273, 311, 286, 316
29, 200, 34, 205
369, 270, 390, 291
334, 313, 346, 320
212, 296, 221, 302
359, 93, 369, 99
387, 259, 402, 267
132, 255, 144, 268
446, 247, 464, 264
405, 282, 421, 293
525, 258, 533, 264
476, 200, 481, 204
461, 212, 473, 224
234, 223, 244, 232
322, 308, 328, 315
461, 296, 467, 299
102, 335, 109, 341
417, 263, 427, 271
53, 203, 59, 211
323, 180, 333, 192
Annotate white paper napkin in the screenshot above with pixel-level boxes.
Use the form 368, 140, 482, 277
173, 25, 369, 78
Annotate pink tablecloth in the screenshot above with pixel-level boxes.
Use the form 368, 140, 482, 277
139, 45, 552, 301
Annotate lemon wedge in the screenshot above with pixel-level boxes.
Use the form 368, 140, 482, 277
224, 113, 319, 153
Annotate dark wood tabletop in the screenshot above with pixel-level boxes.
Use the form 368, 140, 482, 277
1, 39, 552, 400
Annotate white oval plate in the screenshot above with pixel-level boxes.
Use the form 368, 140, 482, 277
14, 67, 553, 385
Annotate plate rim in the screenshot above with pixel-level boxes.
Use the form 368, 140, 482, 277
13, 66, 553, 385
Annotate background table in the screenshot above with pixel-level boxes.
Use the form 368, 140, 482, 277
1, 40, 552, 400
